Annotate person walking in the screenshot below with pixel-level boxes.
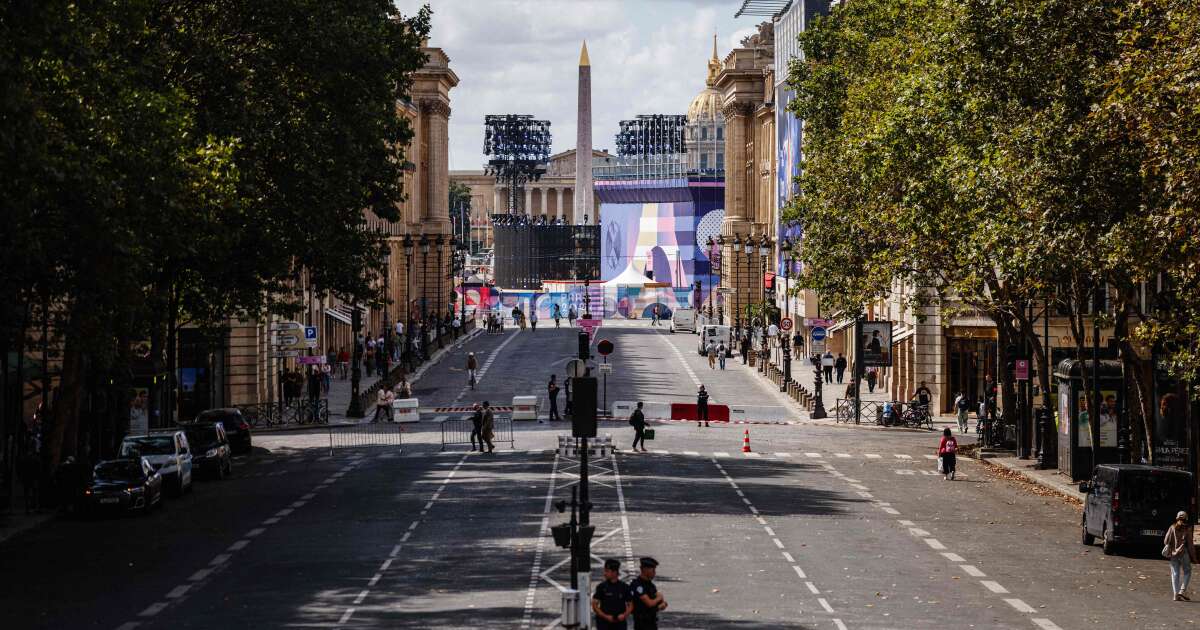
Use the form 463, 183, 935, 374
835, 353, 847, 384
865, 367, 877, 393
469, 403, 486, 452
466, 352, 478, 388
706, 340, 717, 369
630, 557, 667, 630
629, 402, 647, 452
529, 308, 538, 331
740, 333, 751, 365
337, 346, 350, 379
696, 385, 710, 428
651, 304, 660, 326
320, 361, 332, 394
480, 401, 496, 453
937, 427, 958, 480
593, 558, 633, 629
307, 368, 323, 419
547, 375, 561, 422
371, 387, 391, 423
822, 351, 834, 383
914, 380, 933, 410
718, 342, 727, 370
568, 306, 577, 327
1165, 511, 1196, 601
553, 304, 562, 328
954, 392, 969, 434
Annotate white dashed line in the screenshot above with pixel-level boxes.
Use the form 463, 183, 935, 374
834, 453, 851, 458
209, 554, 232, 566
775, 452, 791, 457
165, 585, 190, 599
818, 598, 834, 613
864, 453, 881, 459
806, 582, 820, 595
138, 603, 168, 617
960, 564, 986, 577
188, 569, 212, 582
833, 619, 848, 630
245, 528, 266, 538
792, 565, 807, 579
908, 528, 931, 537
1033, 619, 1064, 630
805, 452, 823, 458
894, 454, 912, 459
980, 580, 1009, 594
227, 539, 250, 551
684, 451, 700, 456
713, 451, 730, 458
924, 538, 947, 550
940, 552, 965, 562
781, 551, 794, 562
1005, 598, 1036, 613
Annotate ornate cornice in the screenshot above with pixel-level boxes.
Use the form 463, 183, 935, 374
722, 101, 753, 119
420, 99, 452, 119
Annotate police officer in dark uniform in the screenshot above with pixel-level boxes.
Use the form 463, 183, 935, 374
592, 558, 632, 629
630, 557, 666, 629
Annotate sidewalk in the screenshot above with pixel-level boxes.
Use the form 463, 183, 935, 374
975, 454, 1085, 502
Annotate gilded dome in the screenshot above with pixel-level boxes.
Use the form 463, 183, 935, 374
688, 87, 722, 123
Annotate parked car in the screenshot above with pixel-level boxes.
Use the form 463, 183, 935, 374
697, 324, 733, 356
193, 408, 252, 454
1080, 464, 1196, 555
180, 423, 232, 480
119, 431, 193, 495
83, 458, 163, 515
670, 308, 696, 333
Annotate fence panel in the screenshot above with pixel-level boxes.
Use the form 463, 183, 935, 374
440, 416, 515, 451
327, 421, 404, 454
238, 400, 329, 429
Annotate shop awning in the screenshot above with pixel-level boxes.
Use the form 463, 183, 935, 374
324, 308, 352, 326
827, 318, 856, 334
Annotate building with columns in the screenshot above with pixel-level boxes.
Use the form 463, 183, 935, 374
449, 148, 614, 249
715, 22, 777, 329
221, 41, 459, 412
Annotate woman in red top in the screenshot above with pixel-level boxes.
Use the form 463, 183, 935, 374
938, 427, 958, 481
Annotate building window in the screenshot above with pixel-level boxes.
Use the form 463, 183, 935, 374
701, 127, 708, 140
717, 127, 723, 140
717, 153, 724, 170
701, 153, 709, 170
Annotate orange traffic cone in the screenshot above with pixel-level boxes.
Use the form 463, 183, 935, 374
742, 429, 752, 453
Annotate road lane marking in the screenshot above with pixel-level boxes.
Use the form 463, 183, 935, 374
818, 598, 834, 613
209, 554, 232, 566
833, 620, 848, 630
908, 528, 931, 537
781, 551, 794, 562
856, 491, 874, 498
521, 453, 561, 628
923, 454, 938, 460
245, 528, 266, 538
1005, 598, 1036, 613
188, 569, 212, 582
772, 538, 785, 549
792, 566, 807, 578
864, 453, 881, 458
227, 540, 250, 551
775, 452, 791, 457
894, 454, 912, 459
684, 451, 700, 456
165, 585, 190, 599
805, 452, 823, 458
940, 552, 965, 562
924, 538, 947, 550
898, 520, 915, 526
138, 603, 168, 617
834, 453, 851, 458
881, 507, 900, 515
806, 582, 820, 595
713, 451, 730, 457
981, 580, 1009, 594
1033, 619, 1063, 630
960, 565, 986, 577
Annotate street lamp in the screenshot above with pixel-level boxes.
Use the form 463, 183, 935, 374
436, 234, 446, 348
347, 305, 364, 418
382, 243, 392, 374
716, 235, 725, 325
732, 235, 741, 330
419, 234, 430, 325
744, 235, 755, 355
402, 234, 415, 369
758, 235, 770, 374
458, 238, 468, 331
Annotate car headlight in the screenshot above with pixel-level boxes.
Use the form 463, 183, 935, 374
126, 485, 144, 493
205, 448, 219, 458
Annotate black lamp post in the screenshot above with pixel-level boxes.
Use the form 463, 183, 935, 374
758, 235, 771, 374
436, 234, 445, 349
347, 306, 364, 418
402, 234, 414, 369
458, 238, 468, 330
716, 235, 726, 325
419, 234, 430, 324
732, 235, 741, 330
382, 243, 392, 374
744, 236, 755, 356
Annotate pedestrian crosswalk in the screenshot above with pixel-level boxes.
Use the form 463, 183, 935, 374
243, 446, 940, 465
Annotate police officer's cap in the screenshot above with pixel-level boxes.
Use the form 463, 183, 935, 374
604, 558, 620, 571
639, 557, 658, 568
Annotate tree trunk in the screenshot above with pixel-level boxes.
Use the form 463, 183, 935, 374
45, 327, 84, 468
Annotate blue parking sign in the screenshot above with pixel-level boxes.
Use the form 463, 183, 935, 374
305, 326, 317, 340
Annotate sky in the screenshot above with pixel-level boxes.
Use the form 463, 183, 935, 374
392, 0, 764, 170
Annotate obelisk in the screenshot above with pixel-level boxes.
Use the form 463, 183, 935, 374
574, 41, 593, 225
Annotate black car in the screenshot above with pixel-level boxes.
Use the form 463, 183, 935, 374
83, 458, 163, 514
1081, 464, 1196, 554
192, 408, 252, 455
181, 423, 232, 480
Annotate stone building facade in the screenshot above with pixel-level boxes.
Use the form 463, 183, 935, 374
715, 23, 777, 328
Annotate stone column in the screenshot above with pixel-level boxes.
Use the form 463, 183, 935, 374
421, 99, 452, 232
720, 102, 752, 238
539, 187, 548, 217
555, 187, 563, 218
524, 187, 532, 216
494, 185, 504, 215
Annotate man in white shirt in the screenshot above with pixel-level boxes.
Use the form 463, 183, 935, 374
822, 351, 835, 383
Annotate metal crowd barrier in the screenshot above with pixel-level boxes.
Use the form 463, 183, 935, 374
327, 421, 404, 454
440, 415, 515, 451
238, 400, 329, 428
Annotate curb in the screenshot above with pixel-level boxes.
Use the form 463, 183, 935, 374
963, 453, 1085, 504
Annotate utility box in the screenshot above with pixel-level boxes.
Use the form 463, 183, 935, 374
512, 395, 539, 421
1055, 359, 1123, 481
391, 398, 420, 423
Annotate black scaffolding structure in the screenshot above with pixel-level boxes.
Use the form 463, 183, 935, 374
493, 221, 600, 290
483, 114, 552, 215
615, 114, 687, 157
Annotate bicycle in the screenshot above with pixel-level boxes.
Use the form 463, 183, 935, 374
901, 405, 933, 430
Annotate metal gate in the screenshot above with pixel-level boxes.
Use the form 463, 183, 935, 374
440, 416, 515, 451
328, 421, 404, 454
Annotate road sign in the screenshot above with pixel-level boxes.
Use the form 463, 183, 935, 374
780, 317, 793, 332
599, 363, 613, 374
804, 318, 833, 328
1015, 359, 1030, 380
810, 326, 828, 342
274, 335, 300, 346
271, 321, 303, 332
567, 359, 588, 378
810, 340, 826, 355
596, 339, 614, 356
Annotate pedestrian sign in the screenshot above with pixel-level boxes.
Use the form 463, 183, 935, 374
780, 317, 793, 332
811, 326, 827, 342
596, 339, 614, 356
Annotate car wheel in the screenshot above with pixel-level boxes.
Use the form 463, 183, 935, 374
1102, 528, 1115, 555
1081, 525, 1094, 546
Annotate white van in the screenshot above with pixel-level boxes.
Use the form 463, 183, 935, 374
670, 308, 696, 333
697, 325, 732, 356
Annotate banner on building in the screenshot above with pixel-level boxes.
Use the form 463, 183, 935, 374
859, 321, 893, 367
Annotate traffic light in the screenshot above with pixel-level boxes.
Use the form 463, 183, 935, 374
571, 377, 598, 438
578, 331, 590, 360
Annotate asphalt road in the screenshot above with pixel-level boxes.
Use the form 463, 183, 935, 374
1, 321, 1195, 629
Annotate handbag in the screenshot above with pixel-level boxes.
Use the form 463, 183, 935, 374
936, 455, 944, 474
643, 429, 656, 440
1162, 544, 1173, 559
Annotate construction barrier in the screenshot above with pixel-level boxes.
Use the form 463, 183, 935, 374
328, 421, 404, 454
440, 415, 515, 450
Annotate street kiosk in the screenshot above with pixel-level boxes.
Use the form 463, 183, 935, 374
1055, 359, 1123, 481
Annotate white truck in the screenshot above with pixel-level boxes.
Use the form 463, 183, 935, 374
697, 324, 733, 356
670, 308, 696, 333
